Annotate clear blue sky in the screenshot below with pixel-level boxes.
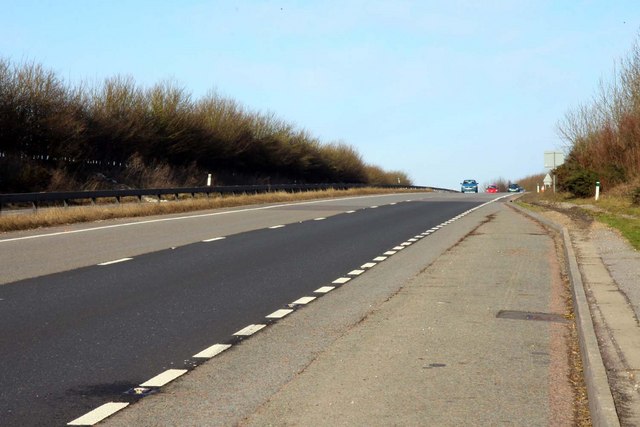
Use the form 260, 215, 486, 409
1, 1, 638, 189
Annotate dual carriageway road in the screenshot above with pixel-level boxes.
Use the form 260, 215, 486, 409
0, 192, 508, 425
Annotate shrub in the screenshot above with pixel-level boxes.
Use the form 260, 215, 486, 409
557, 161, 598, 197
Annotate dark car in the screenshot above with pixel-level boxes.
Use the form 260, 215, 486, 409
508, 183, 523, 193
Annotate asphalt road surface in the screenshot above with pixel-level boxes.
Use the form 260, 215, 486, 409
0, 192, 498, 426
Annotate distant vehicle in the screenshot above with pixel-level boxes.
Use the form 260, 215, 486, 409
486, 184, 499, 193
508, 183, 523, 193
460, 179, 478, 193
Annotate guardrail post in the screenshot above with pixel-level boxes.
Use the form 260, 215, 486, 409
63, 199, 68, 208
137, 195, 142, 203
115, 196, 120, 204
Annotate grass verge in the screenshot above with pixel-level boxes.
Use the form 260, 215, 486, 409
593, 213, 640, 250
519, 192, 640, 250
0, 187, 427, 233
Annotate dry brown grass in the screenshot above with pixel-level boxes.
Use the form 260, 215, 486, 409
0, 188, 427, 233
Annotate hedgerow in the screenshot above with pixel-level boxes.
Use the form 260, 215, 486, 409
0, 59, 411, 192
557, 36, 640, 198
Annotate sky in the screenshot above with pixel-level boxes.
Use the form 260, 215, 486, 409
1, 1, 639, 190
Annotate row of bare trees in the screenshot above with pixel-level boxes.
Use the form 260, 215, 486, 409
0, 59, 411, 192
557, 37, 640, 196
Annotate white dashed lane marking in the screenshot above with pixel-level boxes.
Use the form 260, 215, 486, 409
383, 251, 396, 256
202, 237, 226, 242
314, 286, 335, 293
269, 225, 285, 229
140, 369, 188, 387
67, 402, 129, 426
373, 256, 387, 261
348, 269, 365, 276
266, 309, 294, 319
314, 217, 326, 221
361, 262, 376, 269
291, 296, 316, 305
97, 258, 132, 266
345, 210, 356, 213
233, 324, 266, 336
392, 246, 405, 250
193, 343, 232, 359
332, 277, 351, 284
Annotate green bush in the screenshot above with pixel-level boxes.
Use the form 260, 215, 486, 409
556, 161, 598, 197
565, 170, 598, 198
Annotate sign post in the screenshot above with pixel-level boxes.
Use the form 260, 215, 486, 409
544, 151, 565, 193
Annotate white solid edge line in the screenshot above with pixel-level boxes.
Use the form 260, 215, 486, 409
140, 369, 188, 387
266, 309, 294, 319
361, 262, 376, 268
0, 193, 396, 244
67, 402, 130, 426
332, 277, 351, 284
202, 237, 226, 242
193, 343, 232, 359
315, 286, 335, 293
97, 257, 133, 266
291, 296, 316, 305
269, 225, 285, 229
233, 324, 267, 336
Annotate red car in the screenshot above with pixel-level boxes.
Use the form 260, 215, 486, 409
486, 185, 499, 193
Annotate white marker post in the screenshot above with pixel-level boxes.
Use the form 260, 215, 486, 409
595, 181, 600, 201
207, 174, 212, 186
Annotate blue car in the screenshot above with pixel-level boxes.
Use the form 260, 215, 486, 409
461, 179, 478, 193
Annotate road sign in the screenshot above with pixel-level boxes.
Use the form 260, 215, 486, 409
544, 151, 565, 169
